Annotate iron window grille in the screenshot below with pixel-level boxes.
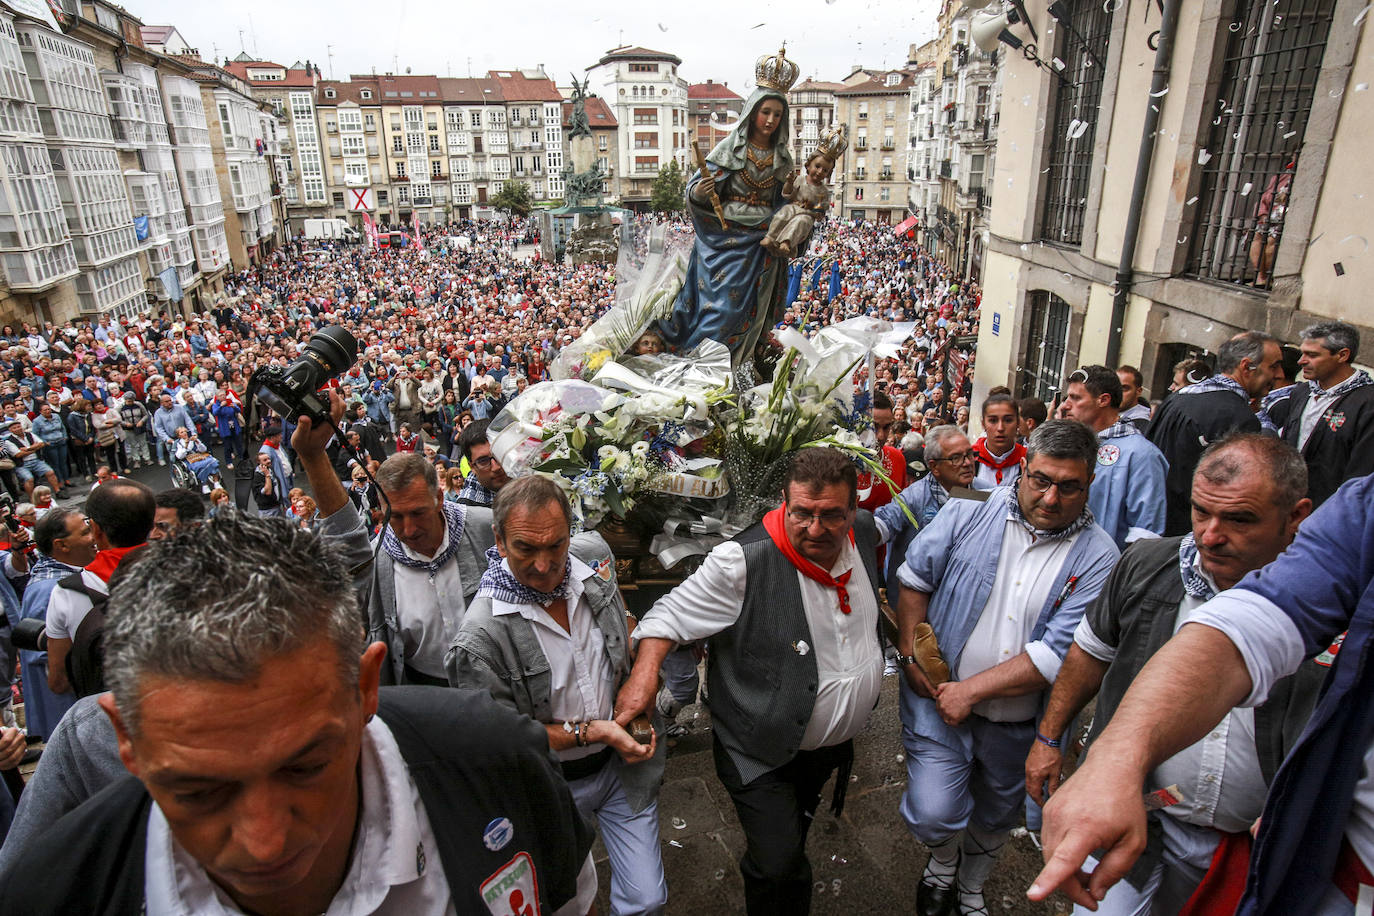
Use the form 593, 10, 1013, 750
1018, 291, 1071, 401
1186, 0, 1335, 288
1040, 0, 1114, 246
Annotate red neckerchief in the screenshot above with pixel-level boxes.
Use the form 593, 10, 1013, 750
762, 506, 856, 614
86, 544, 143, 583
972, 437, 1026, 484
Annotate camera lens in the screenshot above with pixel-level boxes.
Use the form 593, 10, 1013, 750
304, 326, 358, 375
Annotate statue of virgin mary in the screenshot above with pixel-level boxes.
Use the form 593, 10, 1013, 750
656, 48, 801, 365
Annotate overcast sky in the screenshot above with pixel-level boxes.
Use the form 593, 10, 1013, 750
129, 0, 942, 93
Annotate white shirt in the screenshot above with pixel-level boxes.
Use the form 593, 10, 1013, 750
45, 569, 107, 641
392, 530, 467, 679
491, 556, 614, 763
1075, 557, 1266, 833
958, 518, 1077, 722
635, 537, 883, 753
1190, 591, 1374, 864
1297, 374, 1352, 450
144, 718, 456, 916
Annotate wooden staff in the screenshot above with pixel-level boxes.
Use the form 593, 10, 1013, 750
691, 140, 728, 231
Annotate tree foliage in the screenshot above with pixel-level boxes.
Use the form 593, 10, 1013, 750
492, 180, 534, 217
649, 159, 687, 213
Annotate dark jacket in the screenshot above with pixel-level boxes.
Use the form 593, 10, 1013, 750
0, 687, 594, 915
1269, 380, 1374, 508
707, 511, 882, 782
1147, 387, 1260, 535
1082, 536, 1326, 889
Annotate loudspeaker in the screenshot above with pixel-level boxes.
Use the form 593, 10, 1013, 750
971, 6, 1022, 52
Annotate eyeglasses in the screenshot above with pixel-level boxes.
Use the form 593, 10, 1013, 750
473, 454, 497, 469
929, 450, 975, 465
1024, 472, 1086, 498
786, 506, 852, 527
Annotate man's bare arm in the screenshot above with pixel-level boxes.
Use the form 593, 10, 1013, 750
894, 584, 937, 697
1026, 644, 1110, 805
1029, 623, 1251, 909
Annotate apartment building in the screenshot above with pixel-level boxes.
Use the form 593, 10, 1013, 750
373, 74, 446, 225
833, 66, 918, 223
561, 94, 618, 201
787, 78, 842, 169
491, 68, 565, 204
0, 6, 79, 322
201, 69, 278, 265
908, 2, 1002, 281
14, 15, 149, 318
590, 46, 688, 209
972, 0, 1371, 411
223, 55, 325, 233
160, 70, 229, 299
315, 77, 383, 226
436, 76, 503, 219
687, 79, 742, 155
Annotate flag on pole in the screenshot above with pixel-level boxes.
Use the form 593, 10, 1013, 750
828, 261, 841, 302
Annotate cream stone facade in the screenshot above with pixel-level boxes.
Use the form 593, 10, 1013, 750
971, 0, 1372, 413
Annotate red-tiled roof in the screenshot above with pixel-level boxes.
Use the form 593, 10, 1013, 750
375, 74, 443, 101
487, 70, 562, 102
688, 81, 741, 100
438, 77, 503, 104
222, 60, 315, 88
561, 96, 618, 128
835, 71, 917, 95
791, 78, 847, 93
316, 78, 380, 105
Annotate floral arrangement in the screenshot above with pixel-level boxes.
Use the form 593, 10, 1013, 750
490, 318, 913, 537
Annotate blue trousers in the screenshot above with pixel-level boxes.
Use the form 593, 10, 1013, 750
899, 716, 1036, 845
567, 758, 666, 916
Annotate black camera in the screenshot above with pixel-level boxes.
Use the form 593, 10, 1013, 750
11, 618, 44, 652
247, 326, 358, 424
0, 492, 17, 534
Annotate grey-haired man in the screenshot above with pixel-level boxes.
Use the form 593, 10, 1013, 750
0, 513, 596, 915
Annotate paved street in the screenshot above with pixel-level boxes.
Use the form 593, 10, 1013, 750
594, 675, 1068, 915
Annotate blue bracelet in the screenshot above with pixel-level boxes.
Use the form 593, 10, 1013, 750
1035, 731, 1062, 749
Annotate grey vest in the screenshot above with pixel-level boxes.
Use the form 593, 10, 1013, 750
1084, 535, 1326, 889
446, 533, 666, 813
366, 504, 495, 685
707, 511, 881, 783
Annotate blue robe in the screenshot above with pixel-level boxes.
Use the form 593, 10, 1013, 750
657, 89, 793, 364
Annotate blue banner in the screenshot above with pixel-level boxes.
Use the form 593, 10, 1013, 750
786, 262, 802, 305
828, 261, 841, 301
133, 215, 149, 241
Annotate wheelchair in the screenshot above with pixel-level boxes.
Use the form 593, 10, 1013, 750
170, 455, 221, 494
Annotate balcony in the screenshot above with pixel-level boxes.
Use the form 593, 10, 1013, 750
429, 172, 446, 182
880, 141, 895, 150
511, 140, 544, 152
393, 174, 409, 182
880, 170, 894, 181
854, 140, 867, 150
853, 170, 866, 181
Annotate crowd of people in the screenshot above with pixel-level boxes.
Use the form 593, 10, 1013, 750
0, 205, 1369, 916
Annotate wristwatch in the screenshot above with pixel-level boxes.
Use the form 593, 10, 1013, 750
894, 654, 919, 668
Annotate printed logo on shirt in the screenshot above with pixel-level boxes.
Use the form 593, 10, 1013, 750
1326, 410, 1347, 432
1315, 631, 1346, 667
1096, 444, 1121, 467
483, 815, 515, 851
481, 851, 541, 916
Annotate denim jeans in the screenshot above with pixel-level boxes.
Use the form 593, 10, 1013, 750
41, 441, 69, 481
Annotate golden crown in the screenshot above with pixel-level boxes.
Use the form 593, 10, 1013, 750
816, 124, 849, 161
755, 46, 800, 93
